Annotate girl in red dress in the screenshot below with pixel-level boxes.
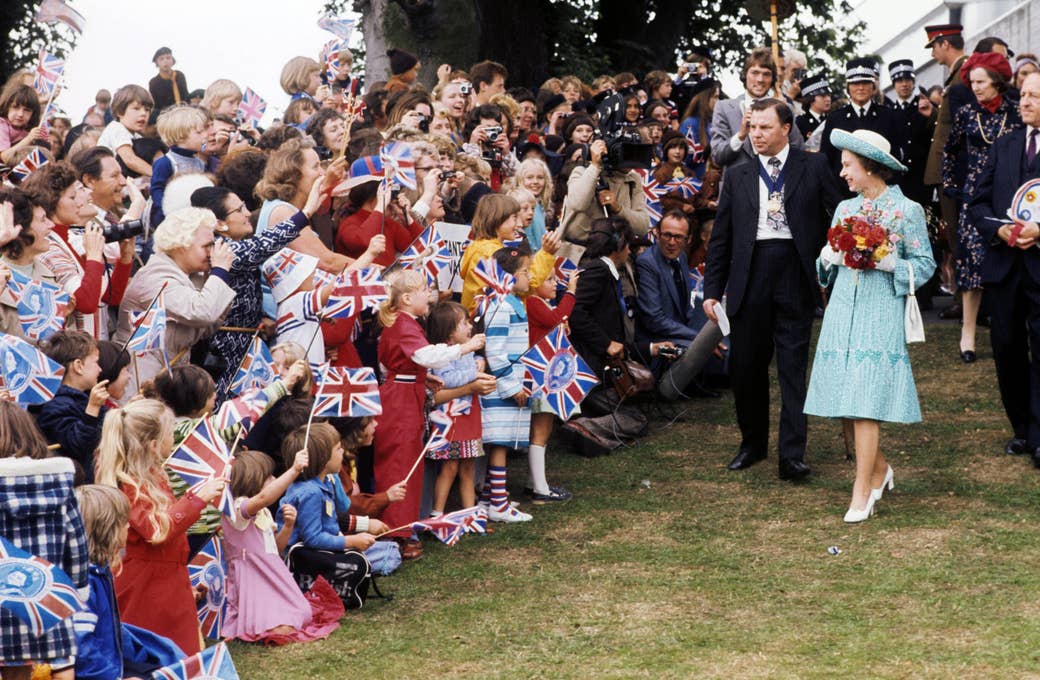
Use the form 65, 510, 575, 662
95, 398, 224, 655
373, 270, 484, 558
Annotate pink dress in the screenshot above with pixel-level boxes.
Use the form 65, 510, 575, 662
221, 497, 340, 643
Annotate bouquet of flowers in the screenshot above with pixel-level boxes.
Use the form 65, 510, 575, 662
826, 212, 900, 270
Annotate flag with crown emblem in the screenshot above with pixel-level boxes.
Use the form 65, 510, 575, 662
0, 536, 84, 636
237, 87, 267, 128
33, 49, 64, 98
187, 536, 227, 640
0, 332, 64, 405
6, 269, 69, 341
520, 325, 598, 420
228, 335, 276, 395
313, 365, 381, 417
125, 293, 167, 353
323, 268, 387, 321
10, 147, 49, 184
150, 641, 239, 679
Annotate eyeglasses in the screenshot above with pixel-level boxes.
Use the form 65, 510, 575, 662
658, 232, 689, 242
415, 166, 437, 172
227, 203, 247, 216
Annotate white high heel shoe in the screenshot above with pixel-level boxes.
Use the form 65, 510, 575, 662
871, 466, 894, 501
843, 493, 876, 523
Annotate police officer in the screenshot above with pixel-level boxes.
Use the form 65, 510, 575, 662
795, 74, 832, 142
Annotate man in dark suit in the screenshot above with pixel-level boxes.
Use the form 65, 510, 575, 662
820, 58, 906, 193
703, 99, 843, 480
635, 210, 724, 400
969, 72, 1040, 464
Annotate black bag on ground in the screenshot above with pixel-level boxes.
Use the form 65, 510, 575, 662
286, 544, 371, 610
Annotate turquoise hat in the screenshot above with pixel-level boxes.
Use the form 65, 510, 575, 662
829, 128, 907, 173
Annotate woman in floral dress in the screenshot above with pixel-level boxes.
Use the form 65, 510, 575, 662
943, 52, 1020, 363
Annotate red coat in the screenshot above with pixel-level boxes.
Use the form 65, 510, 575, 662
335, 208, 424, 268
115, 478, 207, 655
373, 313, 428, 529
526, 292, 575, 345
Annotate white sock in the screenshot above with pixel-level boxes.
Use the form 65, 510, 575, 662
429, 510, 443, 518
528, 444, 549, 494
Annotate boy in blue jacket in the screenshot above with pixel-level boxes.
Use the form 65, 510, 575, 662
36, 330, 110, 483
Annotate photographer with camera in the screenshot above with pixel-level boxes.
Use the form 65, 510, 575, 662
23, 160, 135, 341
560, 136, 650, 244
462, 104, 516, 190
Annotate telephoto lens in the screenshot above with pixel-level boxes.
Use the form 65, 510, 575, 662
101, 219, 145, 243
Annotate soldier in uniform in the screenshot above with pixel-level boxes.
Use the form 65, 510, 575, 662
819, 58, 906, 194
795, 74, 832, 143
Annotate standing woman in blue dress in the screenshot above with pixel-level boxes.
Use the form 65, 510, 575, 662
805, 130, 936, 523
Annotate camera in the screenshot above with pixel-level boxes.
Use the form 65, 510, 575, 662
390, 183, 402, 201
459, 81, 472, 95
658, 345, 686, 359
417, 114, 430, 133
315, 145, 333, 161
593, 92, 654, 173
73, 219, 146, 244
793, 68, 807, 81
485, 125, 503, 143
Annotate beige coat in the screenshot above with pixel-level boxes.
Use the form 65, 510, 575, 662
560, 164, 651, 244
114, 251, 235, 396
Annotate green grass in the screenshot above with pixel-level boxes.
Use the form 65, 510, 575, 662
230, 323, 1040, 679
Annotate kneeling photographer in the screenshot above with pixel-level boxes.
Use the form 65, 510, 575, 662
560, 94, 651, 244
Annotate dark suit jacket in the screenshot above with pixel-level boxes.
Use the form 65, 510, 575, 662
969, 127, 1040, 284
892, 101, 934, 205
570, 257, 627, 378
820, 103, 907, 188
703, 147, 843, 317
634, 246, 697, 343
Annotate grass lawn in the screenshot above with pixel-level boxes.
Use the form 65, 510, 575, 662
230, 322, 1040, 679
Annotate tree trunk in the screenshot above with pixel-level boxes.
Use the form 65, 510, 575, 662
357, 0, 391, 86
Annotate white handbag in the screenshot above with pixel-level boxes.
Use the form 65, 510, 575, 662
905, 264, 925, 344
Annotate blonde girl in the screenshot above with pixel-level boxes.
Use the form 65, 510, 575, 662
95, 399, 224, 655
513, 158, 555, 249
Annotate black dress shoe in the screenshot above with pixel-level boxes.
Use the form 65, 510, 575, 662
727, 449, 766, 470
960, 350, 977, 363
778, 459, 811, 481
1005, 438, 1029, 455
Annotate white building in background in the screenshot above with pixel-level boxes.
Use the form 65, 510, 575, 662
849, 0, 1039, 91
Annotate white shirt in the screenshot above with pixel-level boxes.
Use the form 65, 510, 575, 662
96, 120, 138, 152
756, 144, 793, 241
850, 100, 874, 118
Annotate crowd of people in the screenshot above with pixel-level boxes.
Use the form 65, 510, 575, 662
1, 18, 1039, 678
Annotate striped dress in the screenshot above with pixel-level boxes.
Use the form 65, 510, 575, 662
481, 294, 531, 447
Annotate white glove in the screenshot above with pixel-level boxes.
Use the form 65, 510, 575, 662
875, 253, 897, 272
819, 245, 844, 269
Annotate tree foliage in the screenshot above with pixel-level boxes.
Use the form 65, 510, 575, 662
329, 0, 867, 90
0, 0, 77, 88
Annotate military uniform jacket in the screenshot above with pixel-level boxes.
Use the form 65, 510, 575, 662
819, 102, 908, 194
891, 98, 935, 205
795, 110, 826, 141
924, 54, 972, 185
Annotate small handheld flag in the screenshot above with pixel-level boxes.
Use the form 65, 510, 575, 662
323, 268, 388, 321
150, 641, 239, 679
312, 365, 381, 418
0, 333, 64, 405
228, 335, 276, 396
6, 269, 69, 341
237, 87, 267, 128
214, 388, 270, 434
520, 326, 599, 420
379, 141, 416, 190
125, 292, 167, 353
321, 38, 345, 85
165, 416, 233, 516
411, 506, 488, 546
317, 14, 357, 39
34, 0, 86, 33
33, 49, 65, 99
0, 536, 84, 636
187, 536, 227, 641
471, 256, 515, 321
10, 147, 49, 184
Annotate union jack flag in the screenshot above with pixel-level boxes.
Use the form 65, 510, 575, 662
662, 176, 702, 200
261, 247, 309, 291
399, 226, 455, 286
313, 365, 382, 417
321, 38, 345, 84
397, 225, 441, 270
34, 0, 87, 33
520, 325, 599, 420
0, 536, 84, 636
10, 147, 49, 184
380, 141, 416, 190
187, 536, 227, 640
684, 125, 706, 164
639, 171, 664, 226
237, 87, 267, 128
165, 416, 233, 516
471, 256, 515, 320
6, 268, 69, 341
214, 388, 270, 434
418, 407, 453, 459
411, 506, 488, 547
228, 335, 276, 395
126, 292, 167, 353
324, 267, 388, 320
0, 332, 64, 405
150, 641, 240, 680
33, 49, 64, 98
553, 255, 579, 293
318, 13, 357, 39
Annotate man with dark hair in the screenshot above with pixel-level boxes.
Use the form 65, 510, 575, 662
975, 36, 1012, 57
703, 99, 843, 480
923, 23, 972, 315
469, 60, 508, 105
72, 146, 127, 222
147, 46, 189, 114
710, 47, 802, 170
819, 58, 905, 190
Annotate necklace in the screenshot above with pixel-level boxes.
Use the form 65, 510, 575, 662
976, 110, 1008, 145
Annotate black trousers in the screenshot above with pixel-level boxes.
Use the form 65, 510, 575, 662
727, 240, 814, 462
985, 256, 1040, 445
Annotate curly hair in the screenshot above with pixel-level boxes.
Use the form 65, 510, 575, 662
18, 160, 78, 217
255, 138, 315, 202
0, 186, 43, 260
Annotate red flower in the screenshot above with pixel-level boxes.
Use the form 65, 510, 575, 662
868, 226, 887, 246
851, 218, 869, 236
838, 232, 857, 251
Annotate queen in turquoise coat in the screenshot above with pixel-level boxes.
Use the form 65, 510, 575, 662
805, 129, 936, 524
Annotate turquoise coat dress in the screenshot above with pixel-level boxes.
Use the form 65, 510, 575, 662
804, 185, 936, 423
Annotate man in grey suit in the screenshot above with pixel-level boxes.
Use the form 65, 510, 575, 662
710, 46, 803, 169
